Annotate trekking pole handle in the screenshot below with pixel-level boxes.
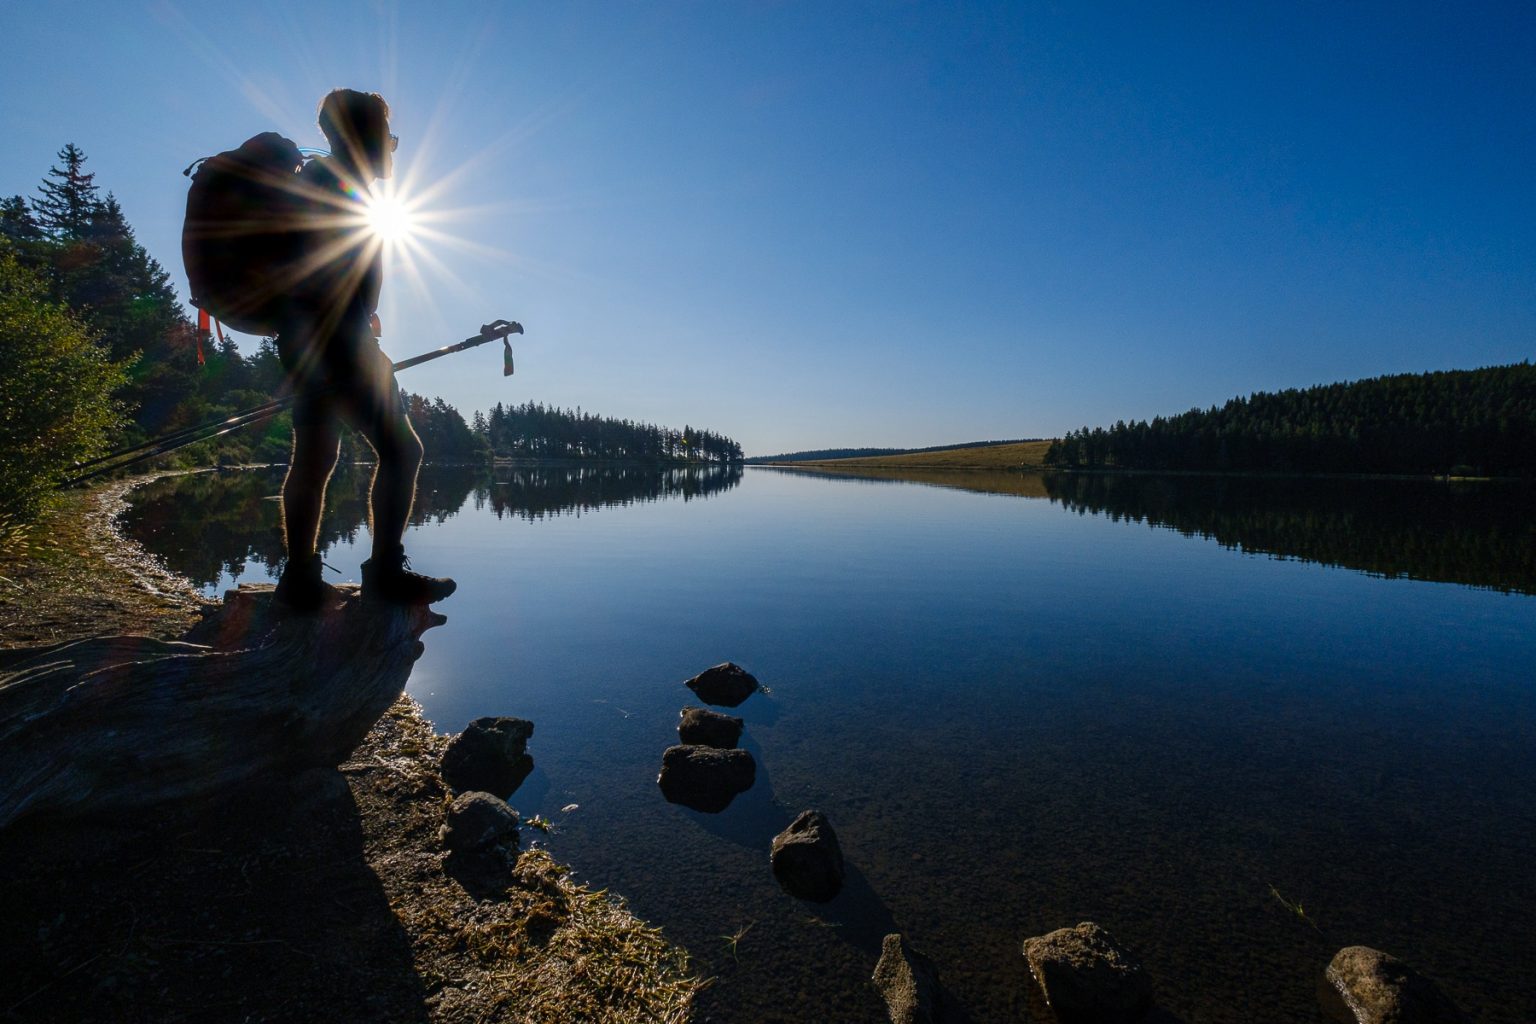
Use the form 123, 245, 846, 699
480, 320, 523, 341
389, 318, 523, 373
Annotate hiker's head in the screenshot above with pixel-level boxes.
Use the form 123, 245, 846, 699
318, 89, 393, 179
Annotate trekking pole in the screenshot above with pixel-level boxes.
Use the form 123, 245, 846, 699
59, 319, 524, 488
64, 397, 292, 476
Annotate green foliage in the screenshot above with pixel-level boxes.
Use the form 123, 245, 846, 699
0, 247, 128, 530
405, 391, 486, 462
1046, 364, 1536, 476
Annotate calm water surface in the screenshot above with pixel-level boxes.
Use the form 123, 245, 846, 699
123, 465, 1536, 1023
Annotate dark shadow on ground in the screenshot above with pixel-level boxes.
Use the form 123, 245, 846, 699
0, 771, 428, 1024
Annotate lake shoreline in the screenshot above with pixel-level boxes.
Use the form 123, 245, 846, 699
759, 461, 1527, 482
0, 476, 701, 1022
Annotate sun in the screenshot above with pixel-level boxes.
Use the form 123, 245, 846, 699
365, 190, 417, 244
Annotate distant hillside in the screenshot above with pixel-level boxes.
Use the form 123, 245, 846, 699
746, 447, 904, 463
1046, 363, 1536, 476
757, 439, 1053, 470
748, 439, 1043, 465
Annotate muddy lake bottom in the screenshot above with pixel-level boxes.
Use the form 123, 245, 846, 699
121, 464, 1536, 1022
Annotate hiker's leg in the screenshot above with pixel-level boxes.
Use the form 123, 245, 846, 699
364, 414, 423, 558
335, 333, 453, 604
350, 346, 422, 559
281, 415, 342, 560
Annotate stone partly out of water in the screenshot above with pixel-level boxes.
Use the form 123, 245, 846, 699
440, 791, 520, 866
656, 744, 756, 813
683, 662, 759, 708
1020, 921, 1153, 1024
1319, 946, 1467, 1024
770, 809, 845, 902
872, 932, 943, 1024
677, 706, 744, 749
440, 717, 535, 798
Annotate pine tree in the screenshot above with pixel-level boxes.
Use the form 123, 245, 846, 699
0, 195, 43, 243
32, 143, 98, 240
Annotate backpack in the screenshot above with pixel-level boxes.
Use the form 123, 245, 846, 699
181, 132, 307, 336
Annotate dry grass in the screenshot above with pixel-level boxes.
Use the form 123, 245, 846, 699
782, 439, 1055, 470
0, 477, 210, 647
349, 699, 704, 1024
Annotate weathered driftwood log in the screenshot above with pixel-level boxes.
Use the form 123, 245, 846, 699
0, 583, 443, 831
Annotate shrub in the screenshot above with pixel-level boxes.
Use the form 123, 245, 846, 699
0, 246, 129, 534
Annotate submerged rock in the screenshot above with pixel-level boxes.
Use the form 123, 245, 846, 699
656, 744, 756, 813
770, 810, 844, 902
1320, 946, 1466, 1024
441, 791, 520, 865
677, 706, 744, 748
684, 662, 759, 707
440, 717, 534, 798
872, 932, 943, 1024
1020, 921, 1152, 1024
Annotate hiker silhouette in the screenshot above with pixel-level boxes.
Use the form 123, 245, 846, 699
272, 89, 455, 612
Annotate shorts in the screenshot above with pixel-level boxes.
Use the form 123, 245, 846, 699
276, 313, 405, 433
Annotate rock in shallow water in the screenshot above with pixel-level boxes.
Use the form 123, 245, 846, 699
656, 744, 756, 813
1020, 921, 1152, 1024
677, 706, 744, 748
440, 791, 520, 861
770, 809, 844, 902
872, 932, 943, 1024
440, 716, 534, 798
1319, 946, 1466, 1024
684, 662, 759, 707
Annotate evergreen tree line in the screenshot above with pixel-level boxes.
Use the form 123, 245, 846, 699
478, 401, 743, 462
0, 143, 738, 529
1045, 364, 1536, 476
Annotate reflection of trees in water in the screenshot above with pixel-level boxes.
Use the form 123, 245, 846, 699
1045, 473, 1536, 595
121, 463, 742, 589
473, 463, 742, 522
756, 465, 1048, 498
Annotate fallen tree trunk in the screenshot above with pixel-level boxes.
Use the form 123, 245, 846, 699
0, 584, 443, 831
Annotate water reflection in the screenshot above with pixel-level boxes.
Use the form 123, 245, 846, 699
769, 466, 1536, 595
1047, 473, 1536, 595
759, 464, 1050, 498
479, 463, 743, 522
122, 463, 742, 591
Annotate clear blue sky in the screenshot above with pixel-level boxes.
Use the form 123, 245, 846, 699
4, 2, 1532, 455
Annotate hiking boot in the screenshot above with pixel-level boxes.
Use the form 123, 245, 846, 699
274, 553, 337, 613
361, 545, 456, 605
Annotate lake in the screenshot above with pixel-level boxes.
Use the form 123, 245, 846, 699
121, 464, 1536, 1023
